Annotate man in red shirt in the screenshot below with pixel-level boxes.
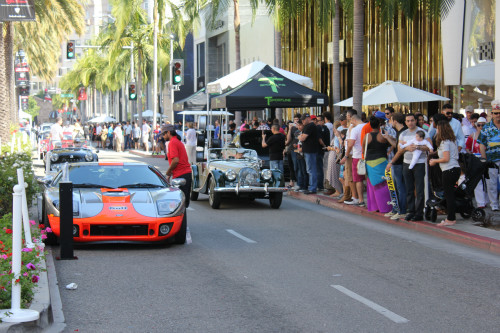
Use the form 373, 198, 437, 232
162, 124, 193, 207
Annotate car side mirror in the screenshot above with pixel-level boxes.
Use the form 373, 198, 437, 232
171, 178, 186, 187
37, 176, 53, 186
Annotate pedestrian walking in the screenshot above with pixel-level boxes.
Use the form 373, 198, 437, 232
163, 124, 193, 207
185, 122, 197, 164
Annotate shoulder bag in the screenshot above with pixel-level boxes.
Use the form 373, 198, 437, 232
356, 133, 369, 175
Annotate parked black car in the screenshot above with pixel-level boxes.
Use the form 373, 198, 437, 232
46, 140, 99, 171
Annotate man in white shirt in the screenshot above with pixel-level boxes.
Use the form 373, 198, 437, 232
184, 122, 197, 164
124, 121, 132, 149
114, 123, 124, 152
95, 124, 102, 148
142, 120, 151, 152
50, 117, 64, 143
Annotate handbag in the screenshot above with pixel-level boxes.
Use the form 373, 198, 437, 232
356, 133, 369, 175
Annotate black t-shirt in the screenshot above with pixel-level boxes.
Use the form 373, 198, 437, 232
302, 122, 319, 153
266, 133, 286, 160
318, 124, 330, 147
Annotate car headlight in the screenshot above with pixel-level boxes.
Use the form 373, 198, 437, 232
51, 163, 63, 171
51, 200, 79, 216
156, 199, 182, 216
261, 169, 273, 181
84, 153, 94, 162
50, 153, 59, 162
225, 169, 237, 181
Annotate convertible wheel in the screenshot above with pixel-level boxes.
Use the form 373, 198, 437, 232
269, 192, 283, 209
174, 212, 187, 245
208, 178, 221, 209
41, 200, 58, 245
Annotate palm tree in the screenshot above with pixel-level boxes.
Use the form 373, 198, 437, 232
352, 0, 364, 112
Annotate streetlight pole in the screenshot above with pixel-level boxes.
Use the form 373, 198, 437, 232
152, 0, 159, 132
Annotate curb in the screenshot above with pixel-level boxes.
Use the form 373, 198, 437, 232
288, 191, 500, 255
127, 150, 165, 159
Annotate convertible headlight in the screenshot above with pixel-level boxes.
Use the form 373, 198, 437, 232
51, 200, 79, 216
157, 199, 182, 216
84, 153, 94, 162
50, 153, 59, 162
225, 169, 237, 181
261, 169, 273, 181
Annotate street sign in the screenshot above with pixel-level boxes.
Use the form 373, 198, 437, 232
0, 0, 35, 21
61, 93, 74, 98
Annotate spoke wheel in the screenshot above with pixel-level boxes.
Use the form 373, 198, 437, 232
208, 178, 221, 209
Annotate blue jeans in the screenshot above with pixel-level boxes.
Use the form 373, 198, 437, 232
270, 160, 284, 174
403, 162, 426, 217
124, 134, 131, 149
316, 152, 324, 189
304, 152, 318, 192
291, 151, 307, 189
392, 164, 406, 214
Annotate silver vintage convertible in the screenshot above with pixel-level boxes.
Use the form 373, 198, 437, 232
190, 148, 287, 209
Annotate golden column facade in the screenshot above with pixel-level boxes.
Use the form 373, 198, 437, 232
281, 0, 445, 117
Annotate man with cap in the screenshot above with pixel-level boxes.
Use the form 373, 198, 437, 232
162, 124, 193, 207
466, 116, 489, 209
298, 113, 320, 194
462, 105, 476, 138
478, 99, 500, 211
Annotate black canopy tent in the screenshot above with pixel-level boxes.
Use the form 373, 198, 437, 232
173, 88, 208, 111
210, 65, 328, 110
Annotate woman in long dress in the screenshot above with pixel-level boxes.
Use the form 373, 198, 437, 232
325, 122, 343, 197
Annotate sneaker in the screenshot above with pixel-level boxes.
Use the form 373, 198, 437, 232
390, 213, 405, 220
404, 213, 415, 221
356, 202, 366, 207
304, 190, 317, 195
384, 212, 396, 217
293, 186, 301, 191
491, 206, 499, 211
344, 198, 359, 205
297, 188, 307, 193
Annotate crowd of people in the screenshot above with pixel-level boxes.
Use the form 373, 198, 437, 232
279, 104, 500, 227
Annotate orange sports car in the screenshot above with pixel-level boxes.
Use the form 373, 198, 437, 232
38, 162, 187, 244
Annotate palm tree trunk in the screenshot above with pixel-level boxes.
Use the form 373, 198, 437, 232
137, 53, 143, 125
332, 0, 341, 119
0, 23, 9, 144
274, 28, 283, 124
5, 23, 15, 125
352, 0, 364, 112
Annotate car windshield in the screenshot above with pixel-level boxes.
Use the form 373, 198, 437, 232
63, 133, 73, 140
53, 165, 167, 189
208, 148, 258, 162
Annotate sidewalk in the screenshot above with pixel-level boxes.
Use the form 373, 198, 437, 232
288, 190, 500, 255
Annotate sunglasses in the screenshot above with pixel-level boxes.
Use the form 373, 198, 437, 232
445, 112, 453, 115
493, 112, 500, 115
477, 124, 484, 127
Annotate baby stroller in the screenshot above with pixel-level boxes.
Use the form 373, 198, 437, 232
424, 153, 490, 223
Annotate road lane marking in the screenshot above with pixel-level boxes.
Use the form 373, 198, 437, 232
331, 285, 409, 324
226, 229, 257, 243
186, 207, 195, 211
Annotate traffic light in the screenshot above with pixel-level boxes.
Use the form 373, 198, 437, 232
172, 59, 184, 86
128, 82, 137, 100
66, 40, 75, 59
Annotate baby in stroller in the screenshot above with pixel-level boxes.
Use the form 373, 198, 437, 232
425, 152, 490, 223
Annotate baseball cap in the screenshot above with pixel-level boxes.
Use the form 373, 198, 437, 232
161, 124, 175, 133
310, 115, 317, 120
374, 110, 389, 121
465, 105, 474, 112
477, 117, 487, 123
300, 113, 311, 120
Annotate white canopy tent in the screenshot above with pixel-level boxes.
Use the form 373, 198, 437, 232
135, 110, 168, 119
88, 115, 117, 123
334, 80, 450, 106
463, 60, 495, 86
178, 110, 234, 146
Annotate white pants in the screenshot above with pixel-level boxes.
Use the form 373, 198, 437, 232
186, 145, 196, 165
486, 161, 500, 209
474, 179, 489, 207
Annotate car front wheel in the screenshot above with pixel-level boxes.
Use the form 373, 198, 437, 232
174, 212, 187, 245
208, 178, 221, 209
269, 192, 283, 209
41, 199, 58, 245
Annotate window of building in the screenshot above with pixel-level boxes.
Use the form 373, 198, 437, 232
197, 42, 205, 77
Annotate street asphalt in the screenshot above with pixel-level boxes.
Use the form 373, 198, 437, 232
34, 148, 500, 332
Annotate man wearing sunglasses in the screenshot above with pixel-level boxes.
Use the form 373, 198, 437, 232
428, 104, 465, 152
478, 103, 500, 211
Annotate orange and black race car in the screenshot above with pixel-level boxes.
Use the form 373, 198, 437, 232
38, 162, 187, 244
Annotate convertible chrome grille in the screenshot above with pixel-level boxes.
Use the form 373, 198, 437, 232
59, 156, 83, 163
90, 224, 148, 236
238, 167, 260, 186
